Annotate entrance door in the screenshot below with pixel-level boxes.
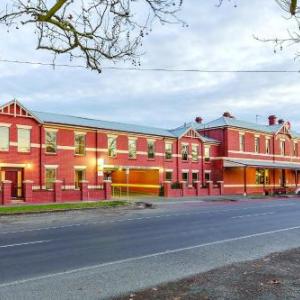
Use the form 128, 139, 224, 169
5, 170, 22, 198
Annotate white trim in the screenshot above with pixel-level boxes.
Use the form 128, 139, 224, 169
45, 128, 58, 132
192, 170, 200, 173
165, 169, 173, 172
0, 163, 26, 168
182, 169, 189, 172
16, 124, 32, 129
0, 122, 11, 127
44, 165, 58, 169
107, 134, 118, 138
204, 170, 212, 173
74, 165, 87, 170
74, 131, 87, 136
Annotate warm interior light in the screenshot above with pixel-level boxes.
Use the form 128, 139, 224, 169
97, 158, 104, 171
26, 163, 32, 169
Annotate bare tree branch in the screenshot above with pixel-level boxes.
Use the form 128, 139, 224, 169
0, 0, 185, 73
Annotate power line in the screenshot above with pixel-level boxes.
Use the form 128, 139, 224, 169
0, 58, 300, 73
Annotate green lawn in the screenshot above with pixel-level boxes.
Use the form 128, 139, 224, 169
0, 200, 129, 215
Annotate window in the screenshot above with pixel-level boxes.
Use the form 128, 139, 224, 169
280, 140, 286, 156
17, 128, 30, 152
128, 138, 137, 159
254, 137, 260, 153
204, 146, 210, 161
182, 172, 188, 181
192, 172, 199, 182
108, 136, 117, 158
0, 126, 9, 151
204, 172, 211, 182
239, 134, 245, 152
165, 171, 172, 181
191, 145, 198, 161
75, 169, 86, 189
147, 140, 155, 159
75, 133, 86, 155
294, 142, 298, 157
45, 168, 56, 190
182, 144, 189, 161
266, 138, 271, 154
165, 142, 173, 160
255, 169, 269, 185
45, 130, 57, 153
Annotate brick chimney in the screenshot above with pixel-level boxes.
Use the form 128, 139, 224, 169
278, 119, 284, 125
268, 115, 277, 126
223, 112, 234, 118
195, 116, 203, 124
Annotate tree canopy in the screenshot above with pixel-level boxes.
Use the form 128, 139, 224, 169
0, 0, 184, 73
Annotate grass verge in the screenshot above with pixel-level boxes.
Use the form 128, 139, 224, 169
0, 200, 128, 215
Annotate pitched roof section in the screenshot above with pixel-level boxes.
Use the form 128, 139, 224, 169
169, 126, 220, 143
34, 111, 176, 137
191, 116, 300, 138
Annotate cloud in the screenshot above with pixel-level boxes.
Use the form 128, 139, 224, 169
0, 0, 300, 131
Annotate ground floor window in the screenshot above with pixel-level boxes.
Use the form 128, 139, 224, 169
165, 171, 172, 181
192, 172, 199, 182
204, 172, 211, 182
182, 172, 188, 181
45, 168, 56, 190
75, 169, 86, 189
255, 169, 269, 185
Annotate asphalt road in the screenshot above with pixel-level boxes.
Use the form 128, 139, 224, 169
1, 198, 300, 299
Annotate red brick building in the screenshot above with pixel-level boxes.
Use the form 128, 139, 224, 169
0, 100, 299, 204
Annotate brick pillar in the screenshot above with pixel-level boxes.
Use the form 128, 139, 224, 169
163, 181, 171, 198
194, 181, 201, 196
181, 181, 187, 197
54, 180, 62, 202
207, 181, 213, 196
218, 181, 224, 195
23, 180, 34, 203
80, 180, 89, 201
1, 180, 12, 205
104, 180, 112, 200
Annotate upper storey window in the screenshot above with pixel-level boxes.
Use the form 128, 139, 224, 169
45, 129, 57, 154
294, 141, 298, 157
108, 136, 117, 158
191, 144, 198, 161
204, 145, 210, 161
17, 128, 31, 153
75, 133, 86, 155
181, 144, 189, 161
0, 126, 9, 151
239, 133, 245, 152
280, 140, 286, 156
147, 140, 155, 159
165, 142, 173, 160
128, 138, 137, 159
254, 137, 260, 153
266, 138, 271, 154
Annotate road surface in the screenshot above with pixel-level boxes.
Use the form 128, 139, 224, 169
1, 198, 300, 299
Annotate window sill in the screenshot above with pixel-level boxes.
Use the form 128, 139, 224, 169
147, 158, 155, 161
74, 154, 86, 157
165, 159, 173, 162
45, 152, 57, 156
181, 160, 189, 163
128, 157, 137, 160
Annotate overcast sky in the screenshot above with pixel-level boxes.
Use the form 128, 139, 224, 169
1, 0, 300, 130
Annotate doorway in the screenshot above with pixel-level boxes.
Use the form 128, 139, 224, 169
4, 168, 23, 198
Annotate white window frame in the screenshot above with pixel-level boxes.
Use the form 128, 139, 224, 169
254, 136, 260, 153
108, 136, 117, 158
0, 126, 9, 151
17, 128, 31, 153
165, 142, 173, 160
128, 138, 137, 159
74, 132, 86, 155
45, 129, 57, 154
239, 133, 245, 152
191, 144, 198, 161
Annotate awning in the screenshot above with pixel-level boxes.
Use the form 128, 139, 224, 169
224, 159, 300, 170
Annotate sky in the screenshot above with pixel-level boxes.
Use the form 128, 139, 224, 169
1, 0, 300, 131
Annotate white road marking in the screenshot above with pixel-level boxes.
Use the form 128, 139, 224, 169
0, 240, 50, 249
231, 212, 275, 219
0, 203, 297, 235
1, 224, 300, 288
